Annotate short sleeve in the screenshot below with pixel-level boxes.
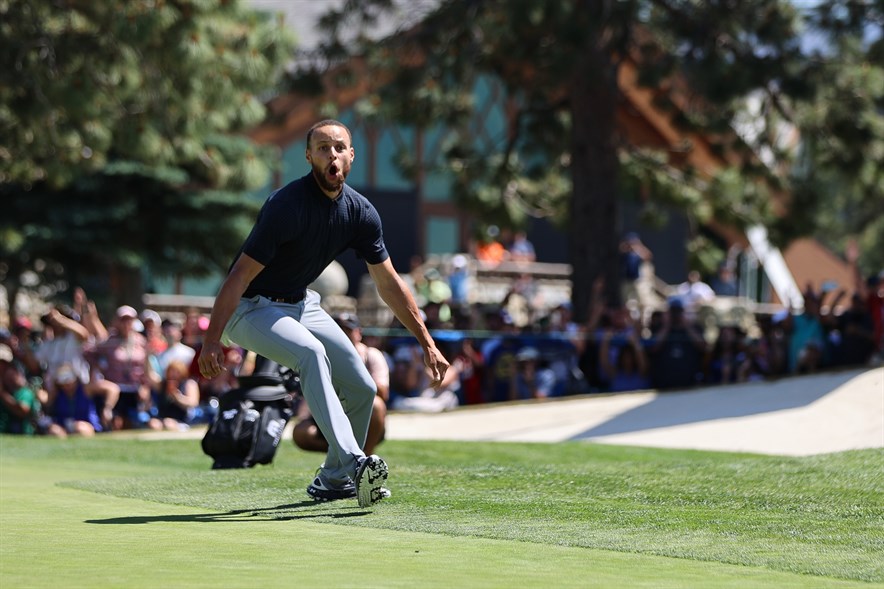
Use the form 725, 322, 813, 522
352, 202, 389, 265
241, 193, 291, 266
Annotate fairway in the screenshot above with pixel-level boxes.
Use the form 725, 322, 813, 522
1, 435, 881, 589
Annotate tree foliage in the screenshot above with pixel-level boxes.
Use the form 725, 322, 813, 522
784, 1, 884, 277
0, 0, 295, 308
306, 0, 882, 315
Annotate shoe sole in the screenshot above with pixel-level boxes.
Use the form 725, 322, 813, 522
355, 455, 389, 508
307, 487, 390, 502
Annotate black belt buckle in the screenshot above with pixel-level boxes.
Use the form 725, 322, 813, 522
268, 294, 303, 304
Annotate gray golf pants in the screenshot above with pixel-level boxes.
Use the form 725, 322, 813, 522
222, 290, 376, 486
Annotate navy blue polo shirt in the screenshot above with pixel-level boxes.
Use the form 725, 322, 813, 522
238, 173, 389, 299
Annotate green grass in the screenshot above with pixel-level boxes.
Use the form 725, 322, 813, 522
1, 434, 882, 588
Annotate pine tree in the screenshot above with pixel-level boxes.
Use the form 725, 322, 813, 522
784, 1, 884, 278
0, 0, 295, 309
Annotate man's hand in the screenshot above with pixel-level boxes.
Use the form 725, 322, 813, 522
423, 345, 450, 389
198, 341, 226, 378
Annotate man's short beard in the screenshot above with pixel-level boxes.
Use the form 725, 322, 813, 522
313, 161, 347, 194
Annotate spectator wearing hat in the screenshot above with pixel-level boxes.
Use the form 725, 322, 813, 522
46, 363, 103, 436
140, 309, 167, 357
620, 232, 654, 310
9, 317, 41, 378
0, 344, 32, 434
509, 346, 557, 400
87, 305, 160, 429
509, 346, 556, 401
36, 305, 90, 388
36, 305, 120, 429
0, 348, 63, 436
293, 313, 390, 454
448, 254, 471, 308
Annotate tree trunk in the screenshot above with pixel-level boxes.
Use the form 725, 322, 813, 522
569, 43, 621, 323
109, 263, 145, 312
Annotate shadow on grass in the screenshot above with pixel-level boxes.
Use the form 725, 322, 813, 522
85, 500, 372, 525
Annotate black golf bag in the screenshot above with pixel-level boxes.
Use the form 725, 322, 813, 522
201, 355, 297, 469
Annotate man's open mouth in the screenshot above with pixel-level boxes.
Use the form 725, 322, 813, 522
328, 164, 339, 178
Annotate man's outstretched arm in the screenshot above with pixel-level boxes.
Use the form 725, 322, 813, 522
367, 258, 450, 387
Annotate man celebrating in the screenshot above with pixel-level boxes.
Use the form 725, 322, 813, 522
199, 119, 449, 507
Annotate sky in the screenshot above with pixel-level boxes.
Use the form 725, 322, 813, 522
248, 0, 438, 53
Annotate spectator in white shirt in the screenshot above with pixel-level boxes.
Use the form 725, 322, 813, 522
156, 319, 196, 377
676, 271, 716, 318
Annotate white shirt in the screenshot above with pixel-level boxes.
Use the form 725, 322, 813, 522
36, 331, 92, 384
156, 342, 197, 376
677, 280, 716, 312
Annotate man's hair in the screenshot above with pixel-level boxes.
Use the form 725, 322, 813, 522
306, 119, 352, 147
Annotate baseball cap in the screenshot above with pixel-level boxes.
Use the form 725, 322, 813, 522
394, 347, 414, 363
335, 313, 360, 330
516, 346, 540, 362
667, 297, 685, 310
116, 305, 138, 319
13, 317, 33, 331
0, 343, 13, 363
141, 309, 162, 325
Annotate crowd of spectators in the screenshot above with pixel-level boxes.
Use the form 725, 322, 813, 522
2, 242, 882, 435
0, 288, 221, 436
375, 272, 881, 411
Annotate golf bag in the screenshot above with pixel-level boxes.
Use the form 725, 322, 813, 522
201, 356, 297, 469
